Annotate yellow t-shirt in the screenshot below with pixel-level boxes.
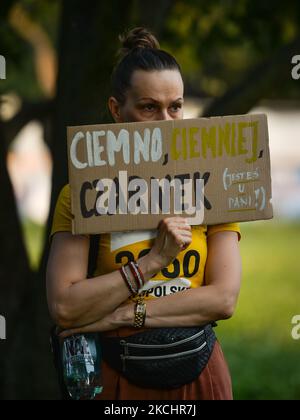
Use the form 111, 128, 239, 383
51, 184, 241, 300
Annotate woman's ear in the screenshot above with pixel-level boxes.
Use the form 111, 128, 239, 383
108, 97, 123, 123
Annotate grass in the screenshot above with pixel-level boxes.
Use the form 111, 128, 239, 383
22, 218, 300, 399
22, 219, 46, 271
217, 219, 300, 400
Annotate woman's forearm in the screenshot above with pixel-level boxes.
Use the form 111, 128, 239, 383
50, 217, 193, 330
144, 285, 237, 328
56, 252, 162, 329
59, 284, 238, 336
58, 230, 241, 334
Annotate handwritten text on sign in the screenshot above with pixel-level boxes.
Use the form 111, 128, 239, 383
67, 114, 273, 234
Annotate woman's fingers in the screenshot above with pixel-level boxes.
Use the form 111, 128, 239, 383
169, 230, 192, 243
161, 230, 192, 253
159, 218, 191, 233
59, 329, 78, 339
159, 220, 192, 247
152, 217, 193, 266
175, 232, 193, 250
59, 320, 104, 338
159, 217, 191, 227
59, 323, 100, 338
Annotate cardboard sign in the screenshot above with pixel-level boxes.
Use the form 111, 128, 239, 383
67, 114, 273, 235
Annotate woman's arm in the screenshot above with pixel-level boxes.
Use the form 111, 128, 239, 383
59, 230, 242, 336
46, 218, 192, 330
144, 230, 242, 327
46, 232, 162, 330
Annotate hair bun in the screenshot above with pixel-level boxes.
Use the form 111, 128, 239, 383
118, 27, 160, 59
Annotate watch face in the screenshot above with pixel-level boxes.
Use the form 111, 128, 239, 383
134, 301, 146, 328
136, 303, 145, 314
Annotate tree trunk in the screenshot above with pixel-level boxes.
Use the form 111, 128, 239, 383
35, 0, 135, 399
0, 120, 37, 400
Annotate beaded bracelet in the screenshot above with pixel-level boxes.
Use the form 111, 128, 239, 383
128, 261, 145, 290
119, 261, 146, 297
119, 265, 138, 296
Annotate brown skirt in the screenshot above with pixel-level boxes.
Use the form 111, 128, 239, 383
96, 327, 233, 401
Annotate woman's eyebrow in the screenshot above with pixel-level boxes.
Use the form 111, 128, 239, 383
137, 97, 159, 102
137, 97, 184, 102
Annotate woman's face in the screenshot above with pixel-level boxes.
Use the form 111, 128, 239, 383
109, 69, 184, 123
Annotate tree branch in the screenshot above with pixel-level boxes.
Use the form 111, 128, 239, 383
2, 99, 54, 150
202, 36, 300, 117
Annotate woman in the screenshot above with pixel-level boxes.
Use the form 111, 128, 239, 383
46, 27, 242, 400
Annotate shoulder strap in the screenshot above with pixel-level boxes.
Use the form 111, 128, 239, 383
87, 234, 101, 278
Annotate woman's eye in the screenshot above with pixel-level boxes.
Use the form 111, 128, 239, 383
170, 104, 182, 112
143, 104, 156, 112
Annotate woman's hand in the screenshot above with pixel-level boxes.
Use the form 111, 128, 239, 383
59, 302, 135, 338
149, 217, 192, 269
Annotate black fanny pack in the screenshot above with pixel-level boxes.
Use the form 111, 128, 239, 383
100, 324, 216, 390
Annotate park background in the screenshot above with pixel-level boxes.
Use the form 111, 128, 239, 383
0, 0, 300, 400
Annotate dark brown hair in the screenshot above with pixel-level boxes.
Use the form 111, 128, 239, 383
111, 27, 182, 104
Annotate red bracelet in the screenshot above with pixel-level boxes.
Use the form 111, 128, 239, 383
125, 264, 140, 293
119, 265, 137, 296
128, 261, 145, 290
134, 262, 145, 286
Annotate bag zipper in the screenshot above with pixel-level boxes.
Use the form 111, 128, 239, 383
121, 341, 207, 372
120, 329, 205, 350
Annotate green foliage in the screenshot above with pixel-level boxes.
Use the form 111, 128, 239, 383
0, 0, 60, 98
162, 0, 300, 98
1, 0, 300, 101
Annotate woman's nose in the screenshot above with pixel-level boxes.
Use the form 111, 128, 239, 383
158, 109, 173, 121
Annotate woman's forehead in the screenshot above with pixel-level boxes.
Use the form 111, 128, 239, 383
129, 69, 184, 101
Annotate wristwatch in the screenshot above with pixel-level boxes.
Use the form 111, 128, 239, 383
133, 298, 146, 329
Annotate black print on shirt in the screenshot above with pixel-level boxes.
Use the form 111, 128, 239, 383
115, 249, 201, 280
